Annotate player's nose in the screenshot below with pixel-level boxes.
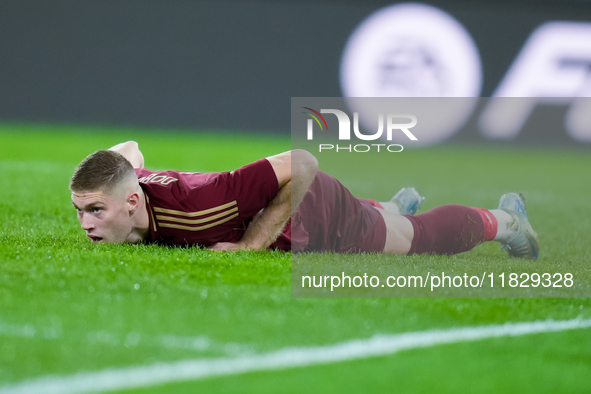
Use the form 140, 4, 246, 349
80, 214, 94, 230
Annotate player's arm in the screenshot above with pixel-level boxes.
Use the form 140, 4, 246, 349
210, 149, 318, 251
109, 141, 144, 169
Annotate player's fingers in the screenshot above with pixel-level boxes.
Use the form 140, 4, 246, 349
208, 242, 239, 251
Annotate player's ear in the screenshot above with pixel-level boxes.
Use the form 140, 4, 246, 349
127, 191, 141, 214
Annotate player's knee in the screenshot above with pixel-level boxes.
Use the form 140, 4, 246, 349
380, 211, 414, 254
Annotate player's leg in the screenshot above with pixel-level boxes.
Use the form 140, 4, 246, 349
378, 192, 539, 258
378, 204, 487, 255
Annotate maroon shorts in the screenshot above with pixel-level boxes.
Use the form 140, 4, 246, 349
284, 171, 387, 253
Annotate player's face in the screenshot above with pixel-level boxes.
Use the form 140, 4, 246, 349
71, 190, 133, 243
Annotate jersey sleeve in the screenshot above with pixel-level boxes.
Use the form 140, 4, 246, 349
222, 158, 279, 220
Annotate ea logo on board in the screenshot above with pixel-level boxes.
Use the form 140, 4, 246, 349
480, 22, 591, 143
340, 3, 482, 146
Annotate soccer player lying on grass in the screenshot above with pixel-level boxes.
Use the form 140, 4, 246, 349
70, 141, 539, 259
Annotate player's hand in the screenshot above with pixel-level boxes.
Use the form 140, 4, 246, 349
208, 242, 248, 251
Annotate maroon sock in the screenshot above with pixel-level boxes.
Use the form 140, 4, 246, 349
405, 205, 486, 255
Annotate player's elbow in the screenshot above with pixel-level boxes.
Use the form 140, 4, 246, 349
267, 149, 317, 189
110, 141, 144, 169
291, 149, 318, 179
111, 140, 139, 150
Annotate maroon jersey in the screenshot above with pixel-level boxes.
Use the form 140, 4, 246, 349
136, 159, 279, 247
136, 159, 386, 253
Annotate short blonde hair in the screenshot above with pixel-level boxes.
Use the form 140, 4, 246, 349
70, 150, 136, 194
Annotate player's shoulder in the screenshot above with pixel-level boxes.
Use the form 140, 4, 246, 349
136, 168, 226, 191
135, 168, 180, 186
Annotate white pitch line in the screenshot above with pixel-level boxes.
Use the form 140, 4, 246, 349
1, 317, 590, 394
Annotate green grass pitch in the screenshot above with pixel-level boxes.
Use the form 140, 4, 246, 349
1, 124, 590, 393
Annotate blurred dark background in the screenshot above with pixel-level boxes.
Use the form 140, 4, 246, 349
0, 0, 590, 143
